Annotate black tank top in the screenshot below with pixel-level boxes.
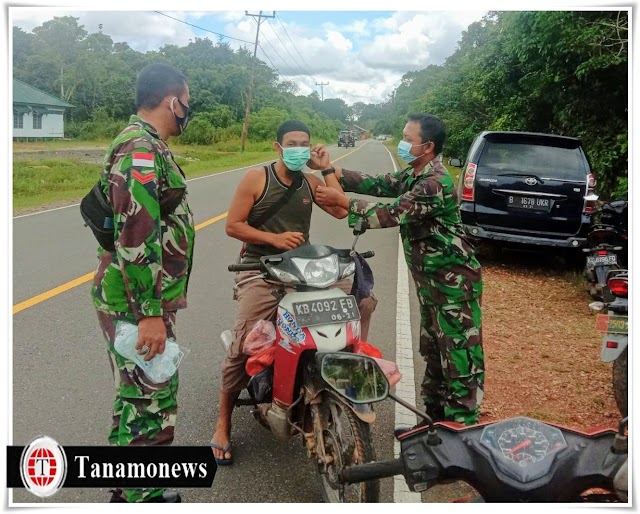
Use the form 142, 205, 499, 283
242, 163, 313, 263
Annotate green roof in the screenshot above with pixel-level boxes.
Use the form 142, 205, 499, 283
13, 78, 74, 108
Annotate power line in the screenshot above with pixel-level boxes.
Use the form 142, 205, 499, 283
275, 13, 318, 79
251, 18, 312, 88
154, 11, 254, 45
241, 10, 276, 152
265, 19, 318, 82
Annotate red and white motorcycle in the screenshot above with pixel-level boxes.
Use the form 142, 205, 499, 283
227, 223, 385, 502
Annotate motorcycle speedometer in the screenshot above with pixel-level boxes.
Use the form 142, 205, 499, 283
480, 417, 567, 483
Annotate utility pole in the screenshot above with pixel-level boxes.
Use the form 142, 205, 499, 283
241, 10, 275, 152
316, 81, 329, 102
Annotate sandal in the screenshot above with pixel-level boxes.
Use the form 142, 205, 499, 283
209, 442, 233, 466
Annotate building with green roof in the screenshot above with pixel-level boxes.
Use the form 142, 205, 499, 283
13, 78, 74, 139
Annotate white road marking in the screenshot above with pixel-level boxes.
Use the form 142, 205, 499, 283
382, 143, 422, 502
393, 235, 422, 503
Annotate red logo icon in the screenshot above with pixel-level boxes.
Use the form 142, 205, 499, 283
20, 436, 67, 497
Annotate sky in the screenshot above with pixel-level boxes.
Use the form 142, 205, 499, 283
10, 9, 487, 105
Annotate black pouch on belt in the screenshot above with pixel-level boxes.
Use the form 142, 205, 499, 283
80, 181, 116, 251
80, 180, 186, 251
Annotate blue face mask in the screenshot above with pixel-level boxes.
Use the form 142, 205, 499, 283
280, 145, 311, 171
397, 139, 430, 164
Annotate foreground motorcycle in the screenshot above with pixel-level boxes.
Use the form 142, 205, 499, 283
589, 270, 629, 417
227, 224, 382, 502
316, 352, 629, 503
583, 200, 627, 302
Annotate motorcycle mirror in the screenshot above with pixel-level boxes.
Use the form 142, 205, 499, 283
353, 219, 367, 236
317, 352, 389, 404
588, 301, 605, 312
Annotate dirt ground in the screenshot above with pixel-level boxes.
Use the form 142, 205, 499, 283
13, 146, 108, 164
478, 247, 620, 430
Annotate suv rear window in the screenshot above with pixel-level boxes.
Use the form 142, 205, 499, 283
478, 141, 586, 181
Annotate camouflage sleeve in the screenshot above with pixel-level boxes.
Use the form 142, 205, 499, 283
347, 175, 445, 229
108, 140, 164, 319
340, 168, 404, 197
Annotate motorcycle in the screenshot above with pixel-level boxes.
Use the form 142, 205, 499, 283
226, 222, 382, 502
314, 352, 629, 503
583, 200, 627, 302
589, 269, 629, 417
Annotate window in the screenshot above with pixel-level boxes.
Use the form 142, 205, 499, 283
33, 113, 43, 130
13, 112, 24, 129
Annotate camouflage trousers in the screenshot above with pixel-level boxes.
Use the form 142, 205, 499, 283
418, 297, 484, 425
97, 310, 179, 503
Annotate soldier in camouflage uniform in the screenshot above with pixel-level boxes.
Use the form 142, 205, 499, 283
90, 63, 195, 502
315, 114, 483, 425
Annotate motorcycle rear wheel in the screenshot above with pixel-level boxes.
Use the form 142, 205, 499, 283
613, 348, 628, 417
314, 394, 380, 503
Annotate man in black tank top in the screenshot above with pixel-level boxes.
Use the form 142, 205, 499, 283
209, 120, 378, 465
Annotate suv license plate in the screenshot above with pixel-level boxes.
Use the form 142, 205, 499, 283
292, 296, 360, 328
586, 254, 617, 267
507, 195, 552, 212
595, 314, 628, 334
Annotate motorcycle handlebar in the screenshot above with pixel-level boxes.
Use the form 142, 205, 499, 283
341, 459, 404, 484
228, 263, 263, 272
359, 251, 375, 259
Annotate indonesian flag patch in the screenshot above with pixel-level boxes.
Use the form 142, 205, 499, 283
132, 152, 155, 168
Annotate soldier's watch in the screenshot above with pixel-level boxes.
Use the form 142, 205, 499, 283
321, 167, 336, 176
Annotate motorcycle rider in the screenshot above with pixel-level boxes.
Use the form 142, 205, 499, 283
210, 120, 378, 464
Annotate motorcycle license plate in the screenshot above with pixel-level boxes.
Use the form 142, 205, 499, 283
507, 195, 552, 212
292, 296, 360, 327
586, 254, 618, 267
595, 314, 628, 334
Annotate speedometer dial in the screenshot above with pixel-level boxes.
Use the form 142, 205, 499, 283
481, 417, 567, 469
497, 426, 549, 465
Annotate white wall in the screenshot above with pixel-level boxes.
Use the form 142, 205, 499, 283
13, 110, 66, 138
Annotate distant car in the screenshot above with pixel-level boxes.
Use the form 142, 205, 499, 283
338, 131, 355, 148
452, 131, 597, 249
376, 134, 386, 141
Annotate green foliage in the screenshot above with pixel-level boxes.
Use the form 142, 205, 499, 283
13, 17, 346, 147
373, 11, 628, 201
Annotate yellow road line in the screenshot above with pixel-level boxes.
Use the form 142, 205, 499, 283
13, 212, 230, 314
13, 272, 97, 314
13, 142, 368, 314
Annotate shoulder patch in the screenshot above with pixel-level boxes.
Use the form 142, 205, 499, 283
132, 152, 155, 168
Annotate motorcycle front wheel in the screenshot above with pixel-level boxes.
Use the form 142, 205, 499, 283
313, 394, 379, 502
613, 348, 628, 417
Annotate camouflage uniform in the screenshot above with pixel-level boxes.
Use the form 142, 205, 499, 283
91, 115, 195, 501
341, 159, 484, 425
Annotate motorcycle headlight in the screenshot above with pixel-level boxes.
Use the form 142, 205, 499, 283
341, 261, 356, 278
267, 266, 301, 284
292, 255, 339, 287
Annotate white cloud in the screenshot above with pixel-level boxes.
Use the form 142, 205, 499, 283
11, 9, 198, 52
11, 9, 487, 104
326, 30, 352, 52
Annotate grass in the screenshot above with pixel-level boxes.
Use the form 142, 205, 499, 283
12, 138, 332, 213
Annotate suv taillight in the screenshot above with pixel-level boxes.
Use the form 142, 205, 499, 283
461, 163, 477, 201
584, 173, 597, 214
608, 277, 628, 298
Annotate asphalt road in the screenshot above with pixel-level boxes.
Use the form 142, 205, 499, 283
11, 140, 442, 503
